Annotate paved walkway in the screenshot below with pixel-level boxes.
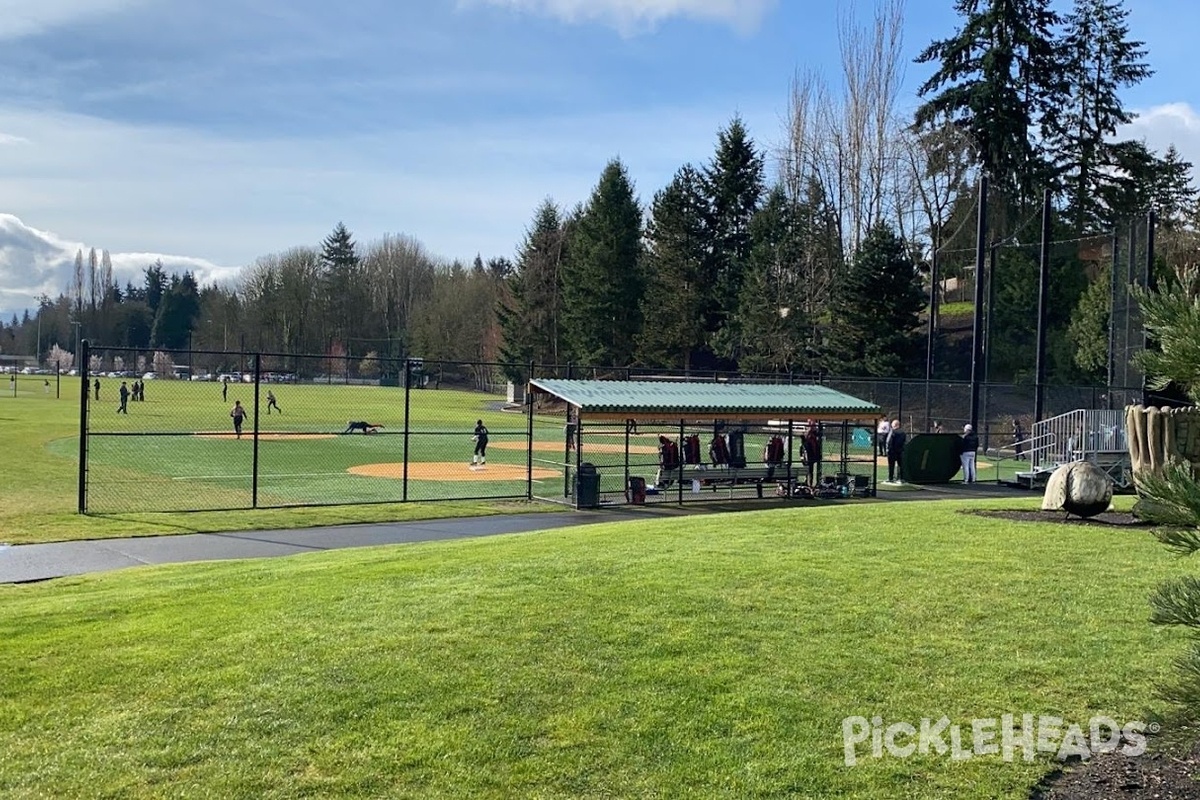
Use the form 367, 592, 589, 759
0, 483, 1028, 584
0, 512, 623, 584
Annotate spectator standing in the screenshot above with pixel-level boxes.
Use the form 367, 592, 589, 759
959, 424, 979, 483
876, 416, 891, 457
885, 419, 906, 483
801, 420, 822, 487
1012, 418, 1026, 460
117, 381, 130, 414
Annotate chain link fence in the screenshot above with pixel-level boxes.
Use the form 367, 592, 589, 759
76, 344, 1145, 512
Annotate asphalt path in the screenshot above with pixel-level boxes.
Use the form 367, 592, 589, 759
0, 483, 1028, 584
0, 512, 619, 584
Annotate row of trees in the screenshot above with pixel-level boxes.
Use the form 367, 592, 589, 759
1, 0, 1197, 386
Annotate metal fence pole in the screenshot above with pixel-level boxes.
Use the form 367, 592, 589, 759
252, 353, 261, 508
526, 362, 535, 501
1033, 188, 1052, 422
969, 174, 989, 428
77, 340, 90, 513
56, 361, 61, 399
403, 359, 411, 502
677, 419, 684, 506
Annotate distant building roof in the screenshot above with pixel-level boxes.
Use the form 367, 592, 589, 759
529, 379, 880, 421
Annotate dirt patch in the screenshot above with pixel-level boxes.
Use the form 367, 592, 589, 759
968, 509, 1152, 527
348, 462, 559, 481
490, 440, 660, 455
1032, 739, 1200, 799
195, 432, 336, 441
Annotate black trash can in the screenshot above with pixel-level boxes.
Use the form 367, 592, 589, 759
576, 462, 601, 509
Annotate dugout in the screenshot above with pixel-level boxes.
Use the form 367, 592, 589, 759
527, 379, 881, 507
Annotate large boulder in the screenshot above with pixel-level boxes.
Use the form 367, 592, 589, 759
1042, 461, 1114, 518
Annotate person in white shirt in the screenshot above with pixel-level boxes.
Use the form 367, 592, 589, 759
876, 416, 891, 457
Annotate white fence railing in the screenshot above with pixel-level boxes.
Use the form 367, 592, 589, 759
1030, 409, 1127, 472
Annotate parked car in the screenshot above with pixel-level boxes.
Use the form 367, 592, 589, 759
142, 372, 156, 380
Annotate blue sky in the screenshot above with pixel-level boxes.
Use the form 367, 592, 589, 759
0, 0, 1197, 296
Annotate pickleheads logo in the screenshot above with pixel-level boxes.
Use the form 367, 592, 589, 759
841, 714, 1152, 766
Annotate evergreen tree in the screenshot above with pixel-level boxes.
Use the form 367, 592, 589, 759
1050, 0, 1152, 233
824, 224, 925, 376
320, 222, 362, 354
150, 272, 201, 349
1129, 272, 1200, 727
1066, 263, 1112, 379
637, 165, 709, 370
988, 240, 1089, 382
560, 159, 644, 366
701, 117, 765, 351
1152, 145, 1199, 227
720, 185, 811, 374
144, 261, 167, 314
498, 199, 569, 377
915, 0, 1064, 205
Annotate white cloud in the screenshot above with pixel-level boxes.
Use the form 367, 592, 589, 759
0, 0, 153, 40
468, 0, 776, 35
0, 213, 237, 319
0, 132, 27, 145
0, 101, 781, 306
1119, 102, 1200, 175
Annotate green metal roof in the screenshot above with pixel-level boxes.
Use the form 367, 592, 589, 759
530, 379, 880, 417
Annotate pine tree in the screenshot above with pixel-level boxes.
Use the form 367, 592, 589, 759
915, 0, 1064, 205
1066, 263, 1112, 379
1050, 0, 1152, 233
720, 185, 811, 374
824, 224, 925, 376
561, 159, 644, 367
498, 199, 569, 377
1130, 272, 1200, 727
701, 117, 765, 351
637, 165, 709, 369
320, 222, 362, 355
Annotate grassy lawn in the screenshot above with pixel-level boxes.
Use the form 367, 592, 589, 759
0, 499, 1187, 798
0, 375, 550, 544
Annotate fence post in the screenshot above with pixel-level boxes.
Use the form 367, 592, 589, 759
252, 353, 261, 509
403, 359, 411, 502
526, 360, 535, 500
77, 340, 90, 513
56, 361, 61, 399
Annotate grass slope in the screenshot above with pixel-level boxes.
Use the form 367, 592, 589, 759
0, 501, 1186, 798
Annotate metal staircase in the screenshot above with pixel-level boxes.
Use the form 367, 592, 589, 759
1012, 409, 1130, 490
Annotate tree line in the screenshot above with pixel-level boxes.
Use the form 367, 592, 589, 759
2, 0, 1197, 386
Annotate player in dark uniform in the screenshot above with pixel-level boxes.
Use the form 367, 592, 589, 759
342, 421, 382, 434
266, 390, 282, 414
471, 420, 489, 467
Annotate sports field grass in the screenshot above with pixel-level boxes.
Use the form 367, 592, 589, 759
0, 499, 1186, 798
0, 374, 549, 544
2, 373, 1038, 543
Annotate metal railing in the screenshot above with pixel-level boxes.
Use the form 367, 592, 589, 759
1031, 409, 1127, 472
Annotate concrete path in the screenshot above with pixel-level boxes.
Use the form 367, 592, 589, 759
0, 512, 622, 584
0, 483, 1029, 584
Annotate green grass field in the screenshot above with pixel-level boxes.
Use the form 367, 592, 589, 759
1, 374, 550, 543
0, 499, 1187, 798
1, 373, 1036, 543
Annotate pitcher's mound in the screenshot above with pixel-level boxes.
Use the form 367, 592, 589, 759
349, 462, 559, 481
195, 432, 336, 441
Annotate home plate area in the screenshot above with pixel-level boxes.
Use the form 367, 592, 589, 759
347, 462, 560, 481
